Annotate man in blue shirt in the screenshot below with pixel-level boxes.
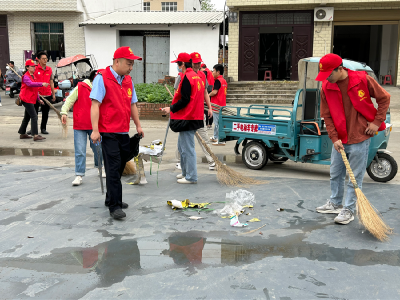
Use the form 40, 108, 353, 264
90, 47, 144, 220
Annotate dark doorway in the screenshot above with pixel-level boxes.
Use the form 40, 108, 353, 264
0, 15, 10, 76
258, 27, 292, 80
239, 11, 313, 81
333, 24, 398, 83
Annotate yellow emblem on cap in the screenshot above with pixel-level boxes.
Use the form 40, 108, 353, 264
195, 54, 199, 58
128, 47, 133, 54
358, 90, 365, 98
127, 88, 132, 97
197, 82, 201, 91
31, 60, 34, 64
319, 63, 323, 71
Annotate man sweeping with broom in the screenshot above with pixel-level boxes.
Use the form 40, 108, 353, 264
315, 53, 390, 225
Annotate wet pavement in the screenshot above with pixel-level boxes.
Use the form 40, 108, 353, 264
0, 164, 399, 299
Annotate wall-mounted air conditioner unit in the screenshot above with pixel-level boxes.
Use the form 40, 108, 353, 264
314, 7, 334, 22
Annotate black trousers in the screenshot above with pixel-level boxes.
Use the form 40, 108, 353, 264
19, 101, 38, 136
34, 95, 52, 130
101, 133, 130, 213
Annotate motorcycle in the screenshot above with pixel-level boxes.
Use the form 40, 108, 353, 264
5, 66, 22, 98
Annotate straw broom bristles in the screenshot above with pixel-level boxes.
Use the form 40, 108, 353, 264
123, 161, 137, 176
195, 132, 263, 186
340, 149, 393, 241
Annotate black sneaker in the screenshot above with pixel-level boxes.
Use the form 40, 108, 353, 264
41, 130, 49, 134
26, 130, 32, 135
110, 209, 126, 220
105, 202, 129, 209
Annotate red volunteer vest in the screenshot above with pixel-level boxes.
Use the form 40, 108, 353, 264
20, 73, 39, 104
198, 70, 206, 85
211, 75, 227, 112
171, 68, 204, 120
98, 67, 132, 133
34, 65, 52, 96
204, 68, 214, 86
73, 82, 93, 130
322, 69, 386, 144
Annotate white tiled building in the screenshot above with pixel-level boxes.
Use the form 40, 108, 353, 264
0, 0, 202, 74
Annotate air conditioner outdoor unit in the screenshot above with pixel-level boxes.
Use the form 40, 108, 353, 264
314, 7, 334, 22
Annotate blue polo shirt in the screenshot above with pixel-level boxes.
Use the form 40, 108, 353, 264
90, 66, 138, 134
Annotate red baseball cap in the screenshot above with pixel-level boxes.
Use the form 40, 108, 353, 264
113, 46, 142, 61
25, 59, 36, 67
201, 63, 206, 68
171, 52, 191, 63
315, 53, 343, 81
190, 52, 202, 63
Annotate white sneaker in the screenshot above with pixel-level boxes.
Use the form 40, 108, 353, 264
176, 174, 184, 179
177, 178, 197, 184
72, 176, 83, 186
98, 168, 106, 178
210, 137, 217, 143
0, 103, 2, 107
209, 162, 216, 170
212, 142, 226, 146
176, 163, 181, 170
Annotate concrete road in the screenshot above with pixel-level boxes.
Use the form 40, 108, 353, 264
0, 87, 400, 299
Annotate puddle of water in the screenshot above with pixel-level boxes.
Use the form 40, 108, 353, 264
0, 147, 94, 157
31, 200, 63, 211
0, 213, 27, 225
2, 229, 400, 289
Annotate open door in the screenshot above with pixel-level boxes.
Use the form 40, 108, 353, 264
239, 27, 259, 81
291, 26, 313, 81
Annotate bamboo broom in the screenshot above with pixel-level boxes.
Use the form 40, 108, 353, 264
8, 64, 68, 138
164, 84, 262, 186
340, 149, 393, 241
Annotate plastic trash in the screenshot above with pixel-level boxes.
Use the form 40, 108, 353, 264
214, 189, 255, 217
230, 214, 248, 227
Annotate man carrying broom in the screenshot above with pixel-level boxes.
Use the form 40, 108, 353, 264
90, 47, 144, 220
161, 52, 206, 184
315, 53, 390, 225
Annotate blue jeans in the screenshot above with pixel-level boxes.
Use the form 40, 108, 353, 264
213, 112, 219, 141
330, 139, 370, 213
178, 130, 197, 182
74, 129, 103, 176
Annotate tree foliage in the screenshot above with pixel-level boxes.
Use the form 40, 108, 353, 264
201, 0, 216, 11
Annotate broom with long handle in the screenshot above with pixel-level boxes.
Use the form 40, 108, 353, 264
8, 64, 68, 137
164, 85, 262, 186
339, 149, 392, 241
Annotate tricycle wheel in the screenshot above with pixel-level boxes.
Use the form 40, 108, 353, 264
242, 141, 268, 170
367, 152, 397, 182
269, 153, 289, 164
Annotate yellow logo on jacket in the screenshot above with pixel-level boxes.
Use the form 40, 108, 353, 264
127, 88, 132, 97
358, 90, 367, 101
224, 87, 227, 95
197, 82, 201, 91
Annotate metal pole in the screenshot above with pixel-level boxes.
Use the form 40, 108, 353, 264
222, 1, 226, 78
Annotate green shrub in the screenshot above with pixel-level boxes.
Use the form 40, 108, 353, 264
134, 83, 174, 103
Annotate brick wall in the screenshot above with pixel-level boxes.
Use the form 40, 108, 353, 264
2, 0, 78, 11
137, 103, 170, 120
7, 12, 86, 71
228, 19, 239, 81
218, 48, 229, 78
312, 22, 333, 57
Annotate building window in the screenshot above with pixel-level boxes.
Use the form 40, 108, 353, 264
162, 2, 177, 12
143, 2, 150, 12
33, 23, 65, 57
